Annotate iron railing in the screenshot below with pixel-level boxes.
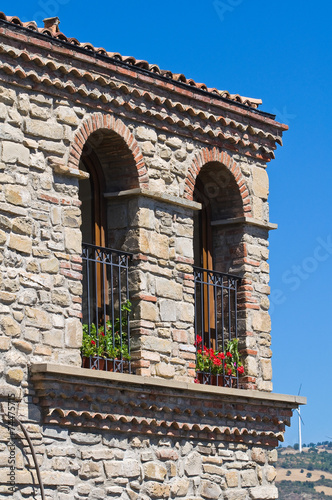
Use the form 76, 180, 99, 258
194, 266, 241, 387
81, 243, 132, 373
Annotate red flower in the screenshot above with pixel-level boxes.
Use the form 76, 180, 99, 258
100, 332, 105, 337
213, 358, 221, 366
196, 335, 202, 343
218, 352, 225, 360
226, 352, 232, 358
91, 340, 96, 345
227, 368, 232, 375
194, 378, 200, 384
237, 366, 244, 374
197, 349, 202, 355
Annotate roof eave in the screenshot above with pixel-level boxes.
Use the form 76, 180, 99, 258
0, 17, 288, 132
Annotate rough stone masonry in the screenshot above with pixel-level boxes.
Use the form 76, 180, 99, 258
0, 12, 305, 500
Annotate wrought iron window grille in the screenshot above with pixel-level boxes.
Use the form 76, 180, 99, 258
81, 243, 133, 374
194, 266, 241, 388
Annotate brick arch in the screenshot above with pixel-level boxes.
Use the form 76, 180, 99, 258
184, 148, 252, 217
68, 112, 148, 188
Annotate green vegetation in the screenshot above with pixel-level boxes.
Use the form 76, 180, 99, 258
277, 443, 332, 500
278, 449, 332, 472
81, 300, 132, 360
278, 480, 332, 500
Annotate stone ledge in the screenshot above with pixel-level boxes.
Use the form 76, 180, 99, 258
30, 363, 304, 444
104, 188, 202, 211
30, 363, 306, 407
49, 158, 89, 180
211, 216, 278, 231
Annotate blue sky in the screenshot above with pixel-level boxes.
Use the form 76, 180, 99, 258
2, 0, 331, 445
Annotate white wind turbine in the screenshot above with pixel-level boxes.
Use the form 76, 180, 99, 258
296, 384, 304, 452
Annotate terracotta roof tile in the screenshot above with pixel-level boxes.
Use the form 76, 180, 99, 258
45, 407, 286, 443
0, 11, 262, 109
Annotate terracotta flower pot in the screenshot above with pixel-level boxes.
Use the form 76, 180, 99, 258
93, 358, 105, 370
197, 372, 217, 385
82, 356, 105, 370
196, 372, 227, 387
105, 359, 114, 372
214, 374, 225, 387
82, 356, 91, 368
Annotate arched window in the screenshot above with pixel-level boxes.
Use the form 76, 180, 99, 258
193, 161, 244, 386
78, 129, 139, 372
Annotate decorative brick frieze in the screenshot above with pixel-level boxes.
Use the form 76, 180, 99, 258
31, 364, 298, 445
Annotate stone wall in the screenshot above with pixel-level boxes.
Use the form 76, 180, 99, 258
0, 428, 279, 500
0, 85, 84, 387
0, 76, 275, 390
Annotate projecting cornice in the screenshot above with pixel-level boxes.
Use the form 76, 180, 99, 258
104, 188, 202, 211
211, 217, 278, 231
31, 363, 305, 446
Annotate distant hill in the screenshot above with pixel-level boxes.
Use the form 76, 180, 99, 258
276, 444, 332, 499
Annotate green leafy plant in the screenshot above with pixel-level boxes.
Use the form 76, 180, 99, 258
81, 322, 105, 357
195, 337, 244, 379
81, 300, 132, 360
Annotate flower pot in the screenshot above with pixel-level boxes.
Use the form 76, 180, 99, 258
113, 359, 129, 373
214, 375, 225, 387
105, 359, 114, 372
197, 372, 214, 385
82, 356, 105, 370
223, 375, 238, 388
93, 358, 105, 370
196, 372, 227, 387
82, 356, 90, 368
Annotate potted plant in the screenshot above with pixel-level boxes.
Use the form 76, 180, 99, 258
81, 322, 106, 369
103, 300, 132, 371
81, 300, 132, 371
195, 336, 244, 386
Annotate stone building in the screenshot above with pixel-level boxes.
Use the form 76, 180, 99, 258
0, 12, 305, 500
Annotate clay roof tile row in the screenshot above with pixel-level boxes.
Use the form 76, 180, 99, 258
46, 408, 285, 442
0, 12, 262, 109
